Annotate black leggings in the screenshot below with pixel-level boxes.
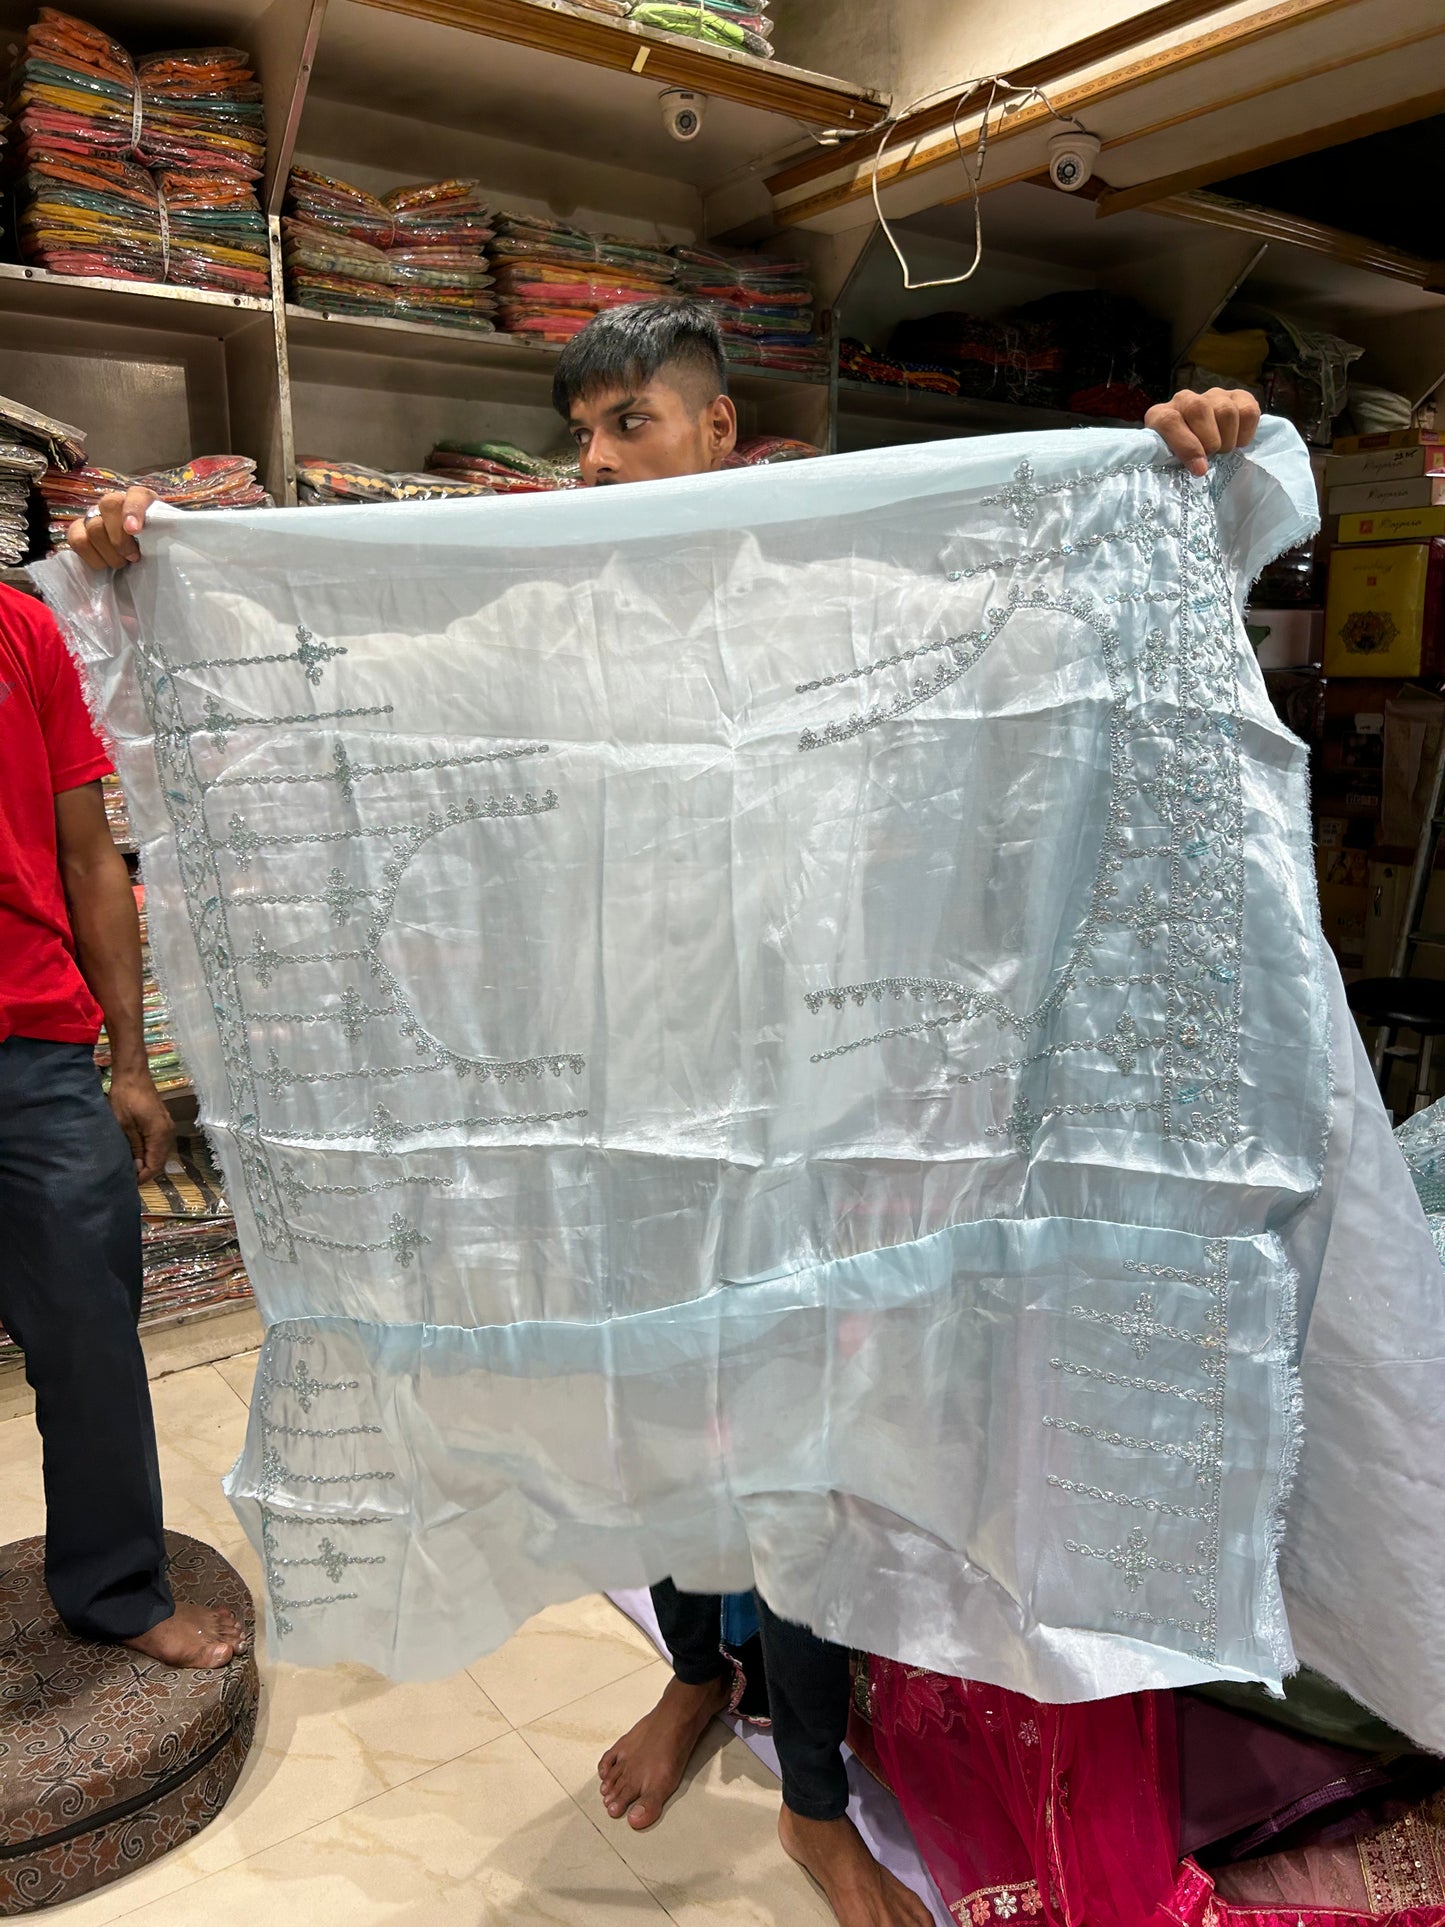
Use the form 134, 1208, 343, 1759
650, 1578, 851, 1821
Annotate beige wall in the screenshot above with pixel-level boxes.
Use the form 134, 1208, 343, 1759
772, 0, 1169, 102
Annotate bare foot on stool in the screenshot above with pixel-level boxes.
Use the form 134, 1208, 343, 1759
124, 1602, 242, 1669
598, 1673, 732, 1829
780, 1808, 934, 1927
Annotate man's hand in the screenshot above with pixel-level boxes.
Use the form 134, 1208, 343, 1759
66, 485, 159, 571
1144, 387, 1262, 478
107, 1067, 175, 1183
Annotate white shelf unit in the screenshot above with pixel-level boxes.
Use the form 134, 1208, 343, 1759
0, 0, 882, 500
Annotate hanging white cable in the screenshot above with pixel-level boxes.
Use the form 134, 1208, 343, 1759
868, 76, 1087, 291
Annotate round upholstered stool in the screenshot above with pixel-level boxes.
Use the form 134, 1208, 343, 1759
0, 1531, 258, 1914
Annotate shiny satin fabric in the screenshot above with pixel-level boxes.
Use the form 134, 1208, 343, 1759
37, 422, 1347, 1696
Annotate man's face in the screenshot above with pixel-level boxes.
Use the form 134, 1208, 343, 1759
566, 371, 737, 486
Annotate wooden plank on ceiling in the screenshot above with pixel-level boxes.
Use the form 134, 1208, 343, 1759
769, 0, 1374, 227
1095, 84, 1445, 215
766, 0, 1243, 199
344, 0, 887, 129
1147, 189, 1445, 287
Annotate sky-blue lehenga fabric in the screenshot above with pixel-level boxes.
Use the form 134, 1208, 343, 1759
36, 421, 1441, 1742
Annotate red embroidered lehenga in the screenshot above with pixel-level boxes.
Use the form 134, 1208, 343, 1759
850, 1661, 1445, 1927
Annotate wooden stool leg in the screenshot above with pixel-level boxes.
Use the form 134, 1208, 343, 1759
1372, 1019, 1393, 1082
1372, 1023, 1398, 1098
1415, 1030, 1437, 1113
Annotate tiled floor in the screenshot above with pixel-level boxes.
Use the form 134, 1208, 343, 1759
0, 1352, 833, 1925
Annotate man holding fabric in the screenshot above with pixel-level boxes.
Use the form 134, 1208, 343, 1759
69, 299, 1261, 1927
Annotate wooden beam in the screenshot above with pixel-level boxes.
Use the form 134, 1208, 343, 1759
346, 0, 887, 130
770, 0, 1372, 228
1096, 83, 1445, 216
1144, 189, 1445, 286
766, 0, 1241, 199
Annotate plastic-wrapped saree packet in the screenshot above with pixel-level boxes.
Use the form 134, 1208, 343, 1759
627, 1, 775, 59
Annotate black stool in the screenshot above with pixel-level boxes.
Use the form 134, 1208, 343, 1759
1345, 976, 1445, 1113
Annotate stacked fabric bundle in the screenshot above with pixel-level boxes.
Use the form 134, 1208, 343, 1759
286, 167, 396, 246
154, 170, 268, 296
282, 219, 398, 319
132, 47, 265, 179
137, 1139, 251, 1325
0, 393, 86, 566
93, 884, 189, 1095
9, 9, 268, 294
626, 2, 775, 59
671, 243, 824, 375
37, 454, 268, 548
489, 212, 675, 345
425, 440, 578, 493
0, 442, 45, 567
725, 435, 821, 465
839, 337, 962, 396
385, 180, 496, 330
140, 1214, 250, 1321
284, 173, 497, 331
102, 772, 135, 850
296, 458, 493, 504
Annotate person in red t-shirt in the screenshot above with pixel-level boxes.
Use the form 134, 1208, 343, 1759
0, 582, 242, 1669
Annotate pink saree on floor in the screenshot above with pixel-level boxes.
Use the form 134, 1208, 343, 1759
853, 1662, 1445, 1927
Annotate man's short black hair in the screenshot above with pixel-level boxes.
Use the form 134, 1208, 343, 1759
551, 297, 727, 417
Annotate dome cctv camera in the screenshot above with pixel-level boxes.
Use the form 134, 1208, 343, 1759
1047, 129, 1102, 192
660, 88, 705, 142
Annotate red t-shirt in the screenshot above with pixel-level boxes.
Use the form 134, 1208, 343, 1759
0, 584, 113, 1044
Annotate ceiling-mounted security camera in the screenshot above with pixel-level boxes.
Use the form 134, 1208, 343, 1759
660, 88, 705, 142
1047, 128, 1102, 192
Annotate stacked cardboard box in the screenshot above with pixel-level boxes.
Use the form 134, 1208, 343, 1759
1323, 428, 1445, 679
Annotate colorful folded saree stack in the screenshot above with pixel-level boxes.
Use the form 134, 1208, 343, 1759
488, 211, 675, 344
839, 336, 963, 396
136, 1139, 252, 1327
10, 9, 268, 295
295, 458, 493, 504
626, 2, 775, 59
383, 180, 496, 330
284, 173, 497, 331
37, 454, 268, 547
92, 884, 190, 1096
425, 439, 579, 492
725, 435, 822, 465
132, 46, 265, 180
671, 242, 825, 375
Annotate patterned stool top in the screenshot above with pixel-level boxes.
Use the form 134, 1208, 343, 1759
0, 1533, 257, 1864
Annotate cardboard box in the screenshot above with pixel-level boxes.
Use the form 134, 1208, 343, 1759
1337, 506, 1445, 545
1323, 540, 1445, 677
1324, 445, 1445, 487
1332, 426, 1445, 455
1364, 856, 1410, 976
1245, 606, 1322, 668
1327, 476, 1445, 516
1317, 881, 1369, 969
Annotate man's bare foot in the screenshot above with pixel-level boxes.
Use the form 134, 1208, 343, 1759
780, 1808, 934, 1927
122, 1602, 243, 1669
597, 1672, 732, 1828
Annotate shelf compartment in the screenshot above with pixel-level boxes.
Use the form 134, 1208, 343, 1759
0, 262, 273, 338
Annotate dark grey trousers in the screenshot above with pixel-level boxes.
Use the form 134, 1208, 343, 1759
650, 1578, 852, 1820
0, 1037, 173, 1640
